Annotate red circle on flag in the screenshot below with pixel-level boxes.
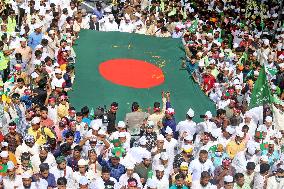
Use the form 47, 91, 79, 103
99, 59, 164, 88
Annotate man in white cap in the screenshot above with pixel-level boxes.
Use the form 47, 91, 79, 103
51, 68, 65, 90
152, 165, 169, 189
239, 112, 257, 137
176, 108, 197, 138
128, 136, 149, 164
196, 111, 217, 134
18, 171, 48, 189
266, 164, 284, 189
109, 121, 131, 144
3, 161, 22, 189
164, 126, 178, 164
263, 116, 275, 139
103, 14, 119, 32
232, 144, 258, 173
73, 159, 96, 187
119, 14, 134, 33
15, 37, 32, 68
118, 163, 142, 188
145, 178, 158, 189
151, 134, 166, 156
27, 23, 43, 50
78, 176, 89, 189
220, 175, 234, 189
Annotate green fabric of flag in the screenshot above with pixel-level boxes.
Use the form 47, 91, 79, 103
249, 67, 272, 109
0, 164, 7, 173
188, 19, 198, 33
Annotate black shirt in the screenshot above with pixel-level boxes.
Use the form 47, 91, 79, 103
107, 110, 116, 134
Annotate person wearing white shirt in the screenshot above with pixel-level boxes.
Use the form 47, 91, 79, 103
119, 15, 134, 33
189, 150, 215, 181
18, 172, 48, 189
118, 164, 142, 188
239, 112, 257, 137
191, 171, 217, 189
176, 108, 197, 137
153, 165, 169, 189
50, 156, 74, 189
15, 135, 39, 163
109, 121, 131, 144
164, 127, 178, 164
103, 14, 119, 32
3, 161, 23, 189
232, 146, 258, 173
31, 147, 56, 174
51, 69, 65, 89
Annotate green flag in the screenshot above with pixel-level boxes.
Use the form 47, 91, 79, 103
0, 164, 7, 173
188, 19, 198, 33
249, 67, 272, 109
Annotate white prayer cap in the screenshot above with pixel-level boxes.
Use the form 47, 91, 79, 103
98, 129, 106, 135
78, 159, 88, 166
244, 112, 253, 118
79, 176, 89, 185
1, 142, 8, 147
126, 163, 135, 170
181, 144, 193, 153
134, 12, 141, 18
205, 111, 212, 119
224, 175, 234, 183
147, 179, 157, 188
35, 44, 43, 49
265, 116, 273, 122
211, 128, 222, 139
19, 37, 27, 42
254, 71, 259, 76
233, 43, 239, 48
0, 151, 8, 158
233, 79, 240, 85
263, 39, 270, 46
139, 136, 147, 145
90, 120, 100, 130
165, 127, 173, 134
31, 117, 41, 124
247, 144, 256, 155
117, 121, 126, 128
22, 172, 32, 179
184, 134, 193, 141
54, 68, 62, 74
279, 164, 284, 170
260, 155, 269, 162
155, 165, 164, 172
157, 134, 165, 141
226, 126, 235, 135
235, 85, 242, 90
187, 108, 194, 117
219, 53, 225, 58
118, 132, 127, 138
160, 152, 169, 160
7, 161, 14, 170
143, 151, 151, 159
207, 33, 213, 38
166, 108, 175, 114
146, 120, 155, 128
34, 23, 42, 29
64, 46, 71, 51
108, 14, 114, 20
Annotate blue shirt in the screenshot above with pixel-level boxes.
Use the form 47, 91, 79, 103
28, 32, 43, 49
93, 8, 104, 19
261, 150, 280, 166
82, 117, 91, 126
98, 155, 126, 181
161, 102, 177, 138
32, 173, 56, 188
20, 95, 33, 109
62, 130, 81, 144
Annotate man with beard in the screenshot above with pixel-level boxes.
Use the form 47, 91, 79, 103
30, 146, 56, 173
118, 163, 142, 188
15, 135, 39, 163
213, 158, 236, 188
188, 150, 215, 182
134, 152, 152, 185
3, 161, 22, 188
92, 167, 118, 188
19, 172, 48, 189
191, 171, 217, 189
50, 156, 74, 188
266, 165, 284, 188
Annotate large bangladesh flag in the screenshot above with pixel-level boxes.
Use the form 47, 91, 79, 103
69, 30, 215, 122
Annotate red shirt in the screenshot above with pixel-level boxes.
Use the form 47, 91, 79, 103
203, 74, 216, 92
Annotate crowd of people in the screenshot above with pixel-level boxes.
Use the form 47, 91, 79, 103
0, 0, 284, 188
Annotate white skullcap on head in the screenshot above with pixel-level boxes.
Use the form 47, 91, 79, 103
79, 176, 89, 185
265, 116, 272, 122
155, 165, 164, 172
147, 178, 157, 188
31, 117, 41, 124
117, 121, 126, 128
205, 111, 212, 119
118, 132, 127, 138
126, 163, 135, 170
78, 159, 88, 166
90, 120, 100, 130
187, 108, 194, 117
165, 126, 173, 134
224, 175, 234, 183
236, 129, 244, 137
160, 152, 169, 160
184, 134, 193, 141
226, 126, 235, 135
0, 151, 8, 158
157, 134, 165, 141
263, 39, 270, 46
143, 151, 151, 159
260, 155, 269, 162
22, 172, 32, 179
